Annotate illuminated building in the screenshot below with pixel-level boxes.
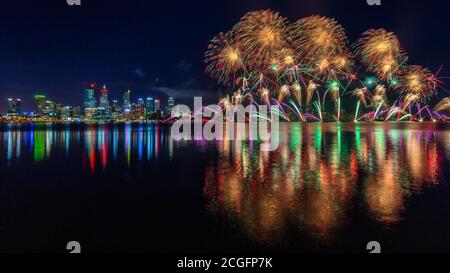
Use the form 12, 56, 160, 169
131, 101, 145, 120
34, 95, 46, 116
167, 97, 175, 115
154, 99, 161, 120
99, 84, 110, 108
55, 103, 64, 117
73, 106, 81, 117
111, 99, 122, 119
145, 97, 154, 116
154, 99, 160, 111
62, 106, 74, 118
123, 89, 131, 110
44, 100, 57, 117
83, 83, 97, 112
7, 98, 22, 115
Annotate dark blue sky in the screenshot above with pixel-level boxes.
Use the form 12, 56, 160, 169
1, 0, 449, 112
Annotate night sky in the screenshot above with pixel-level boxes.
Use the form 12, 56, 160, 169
1, 0, 449, 113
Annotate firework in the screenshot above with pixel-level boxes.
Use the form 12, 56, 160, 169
268, 47, 296, 76
205, 31, 243, 86
205, 10, 445, 122
290, 15, 351, 76
233, 10, 289, 74
399, 65, 437, 100
434, 97, 450, 112
372, 85, 387, 107
352, 87, 369, 107
291, 83, 302, 104
402, 93, 420, 110
278, 85, 290, 103
219, 95, 231, 109
354, 29, 406, 79
328, 80, 340, 103
306, 81, 318, 105
260, 88, 271, 105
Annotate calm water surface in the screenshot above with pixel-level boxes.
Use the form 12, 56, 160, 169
0, 122, 449, 253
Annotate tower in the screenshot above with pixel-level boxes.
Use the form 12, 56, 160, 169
99, 84, 110, 108
123, 89, 131, 110
167, 97, 175, 114
83, 83, 97, 112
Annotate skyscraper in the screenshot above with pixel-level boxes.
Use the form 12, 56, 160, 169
83, 83, 97, 111
167, 97, 175, 114
154, 99, 161, 112
99, 84, 110, 108
111, 99, 122, 119
7, 98, 22, 115
145, 97, 154, 115
123, 89, 131, 110
34, 95, 46, 116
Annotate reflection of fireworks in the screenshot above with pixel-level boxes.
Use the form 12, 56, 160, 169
205, 31, 243, 86
399, 65, 437, 100
354, 29, 405, 79
233, 10, 288, 72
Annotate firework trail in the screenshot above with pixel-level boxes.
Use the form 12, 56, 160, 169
291, 83, 302, 105
306, 81, 318, 105
278, 85, 290, 103
434, 97, 450, 112
352, 87, 369, 107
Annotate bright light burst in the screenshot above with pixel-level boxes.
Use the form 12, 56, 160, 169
354, 29, 406, 79
290, 15, 352, 77
399, 65, 437, 100
205, 31, 243, 86
233, 10, 289, 73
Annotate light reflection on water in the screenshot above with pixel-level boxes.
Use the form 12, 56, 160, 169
203, 122, 448, 244
0, 122, 449, 249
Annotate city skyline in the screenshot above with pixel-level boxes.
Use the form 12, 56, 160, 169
2, 83, 176, 121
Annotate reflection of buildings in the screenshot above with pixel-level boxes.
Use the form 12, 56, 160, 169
0, 124, 172, 170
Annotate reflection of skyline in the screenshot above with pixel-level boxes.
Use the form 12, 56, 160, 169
203, 123, 446, 244
0, 125, 173, 173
